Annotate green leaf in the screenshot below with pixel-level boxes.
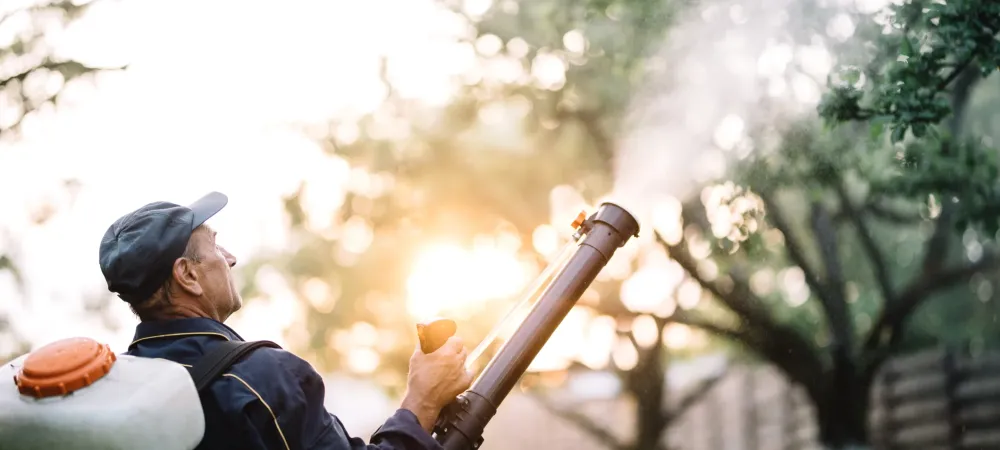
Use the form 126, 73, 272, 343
891, 125, 907, 143
901, 36, 914, 57
870, 122, 885, 140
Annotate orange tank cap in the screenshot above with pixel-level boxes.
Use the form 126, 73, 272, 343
571, 211, 587, 229
14, 337, 117, 398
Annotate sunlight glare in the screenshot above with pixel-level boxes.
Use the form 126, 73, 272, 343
300, 155, 351, 233
529, 306, 592, 372
531, 52, 567, 91
532, 224, 561, 257
663, 323, 692, 349
562, 30, 587, 55
631, 314, 660, 348
405, 241, 531, 318
651, 196, 683, 245
620, 264, 682, 314
302, 277, 340, 314
749, 268, 775, 296
506, 37, 529, 59
475, 34, 504, 57
347, 347, 381, 374
780, 266, 810, 307
580, 315, 616, 370
676, 279, 702, 309
612, 336, 639, 371
463, 0, 494, 17
713, 114, 745, 151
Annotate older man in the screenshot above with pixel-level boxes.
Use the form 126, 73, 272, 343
98, 191, 471, 449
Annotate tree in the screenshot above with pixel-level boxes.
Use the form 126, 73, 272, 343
659, 0, 1000, 446
0, 0, 123, 141
0, 0, 121, 361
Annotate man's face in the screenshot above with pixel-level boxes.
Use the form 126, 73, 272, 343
189, 225, 242, 319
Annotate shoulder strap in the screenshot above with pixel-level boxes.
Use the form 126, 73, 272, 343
187, 340, 282, 393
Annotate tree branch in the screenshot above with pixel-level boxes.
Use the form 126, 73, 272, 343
557, 107, 615, 169
528, 393, 624, 450
667, 308, 825, 406
863, 63, 981, 353
810, 202, 853, 349
758, 192, 840, 311
865, 201, 922, 224
0, 60, 106, 89
665, 371, 726, 421
835, 183, 894, 303
864, 252, 1000, 350
0, 0, 89, 29
658, 232, 769, 326
659, 231, 825, 399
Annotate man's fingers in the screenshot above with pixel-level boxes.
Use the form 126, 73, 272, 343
441, 335, 464, 354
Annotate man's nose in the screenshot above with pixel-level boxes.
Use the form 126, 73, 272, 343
222, 247, 237, 267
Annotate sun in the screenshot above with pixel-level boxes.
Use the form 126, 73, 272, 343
405, 239, 532, 319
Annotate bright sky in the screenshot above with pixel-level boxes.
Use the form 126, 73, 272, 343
0, 0, 481, 354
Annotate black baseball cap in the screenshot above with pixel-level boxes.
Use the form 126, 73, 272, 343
99, 192, 228, 304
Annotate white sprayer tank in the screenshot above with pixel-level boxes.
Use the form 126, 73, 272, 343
0, 337, 205, 450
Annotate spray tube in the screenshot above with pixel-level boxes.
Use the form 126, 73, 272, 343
417, 202, 640, 450
462, 238, 578, 371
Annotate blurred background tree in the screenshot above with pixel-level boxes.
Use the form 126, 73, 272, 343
0, 0, 123, 362
660, 0, 1000, 446
0, 0, 124, 141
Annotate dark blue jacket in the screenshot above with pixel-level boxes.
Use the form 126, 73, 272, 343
125, 317, 441, 450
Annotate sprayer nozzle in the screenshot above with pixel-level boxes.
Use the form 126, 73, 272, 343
595, 202, 641, 239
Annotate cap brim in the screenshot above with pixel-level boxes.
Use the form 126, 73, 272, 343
188, 191, 228, 229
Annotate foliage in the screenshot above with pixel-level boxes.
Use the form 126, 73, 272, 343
818, 0, 1000, 233
652, 0, 1000, 446
0, 0, 114, 361
0, 0, 124, 141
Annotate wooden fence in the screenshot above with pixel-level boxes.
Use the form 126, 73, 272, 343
479, 365, 821, 450
476, 348, 1000, 449
664, 364, 820, 450
869, 348, 1000, 449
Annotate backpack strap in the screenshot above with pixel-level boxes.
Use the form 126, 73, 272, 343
187, 340, 281, 393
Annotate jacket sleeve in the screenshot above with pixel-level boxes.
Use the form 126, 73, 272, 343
314, 409, 444, 450
233, 348, 442, 450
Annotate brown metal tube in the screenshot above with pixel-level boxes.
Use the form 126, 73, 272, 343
433, 202, 640, 449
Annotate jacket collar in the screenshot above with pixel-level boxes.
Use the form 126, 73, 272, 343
128, 317, 246, 349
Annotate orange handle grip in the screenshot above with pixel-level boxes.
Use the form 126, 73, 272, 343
416, 318, 457, 354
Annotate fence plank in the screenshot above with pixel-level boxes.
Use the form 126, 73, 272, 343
884, 349, 946, 373
883, 371, 946, 400
663, 348, 1000, 450
961, 429, 1000, 448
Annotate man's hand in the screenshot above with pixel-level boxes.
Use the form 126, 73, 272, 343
401, 336, 474, 432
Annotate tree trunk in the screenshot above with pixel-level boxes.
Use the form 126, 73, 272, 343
626, 343, 668, 450
814, 371, 870, 448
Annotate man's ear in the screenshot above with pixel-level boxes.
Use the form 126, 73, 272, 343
171, 257, 203, 296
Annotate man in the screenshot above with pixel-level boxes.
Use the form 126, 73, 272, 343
98, 191, 473, 449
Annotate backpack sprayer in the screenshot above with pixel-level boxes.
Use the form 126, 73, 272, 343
417, 202, 640, 450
